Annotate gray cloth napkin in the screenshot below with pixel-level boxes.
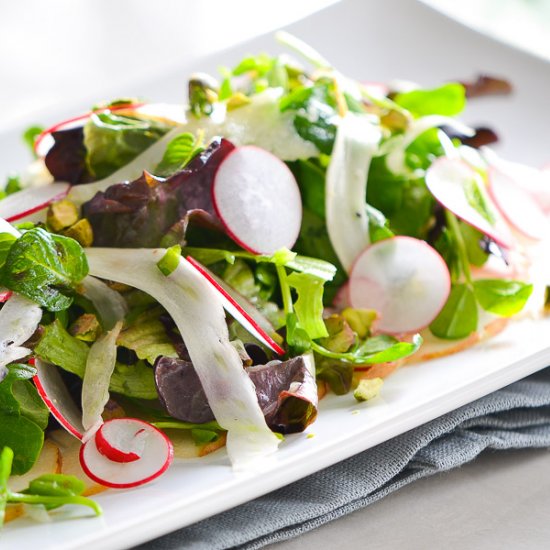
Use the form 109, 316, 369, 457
137, 367, 550, 550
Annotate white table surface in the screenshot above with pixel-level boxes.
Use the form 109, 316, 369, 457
1, 1, 549, 549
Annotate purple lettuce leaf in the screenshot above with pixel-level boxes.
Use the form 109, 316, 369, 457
44, 127, 91, 184
154, 354, 318, 434
459, 74, 512, 98
81, 137, 234, 247
247, 356, 318, 434
154, 356, 215, 423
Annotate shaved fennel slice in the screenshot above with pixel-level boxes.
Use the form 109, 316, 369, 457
80, 276, 128, 330
0, 293, 43, 378
385, 115, 474, 175
85, 248, 280, 468
81, 321, 123, 437
326, 113, 382, 272
68, 125, 185, 205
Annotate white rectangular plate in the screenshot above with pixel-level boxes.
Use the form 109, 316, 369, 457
3, 1, 550, 548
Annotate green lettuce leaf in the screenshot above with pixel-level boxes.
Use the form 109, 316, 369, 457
394, 83, 466, 117
83, 112, 172, 180
287, 272, 328, 339
34, 321, 158, 399
117, 308, 179, 365
154, 133, 204, 177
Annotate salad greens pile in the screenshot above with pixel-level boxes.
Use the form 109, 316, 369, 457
0, 32, 543, 524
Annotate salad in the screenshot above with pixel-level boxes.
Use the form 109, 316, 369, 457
1, 32, 549, 526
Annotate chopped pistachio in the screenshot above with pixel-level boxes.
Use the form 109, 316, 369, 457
319, 314, 355, 353
47, 199, 79, 232
380, 109, 410, 133
353, 377, 383, 402
63, 219, 93, 247
341, 308, 377, 339
316, 358, 353, 395
101, 398, 126, 421
69, 313, 101, 342
226, 92, 252, 111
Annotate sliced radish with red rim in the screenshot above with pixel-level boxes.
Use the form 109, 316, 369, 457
425, 157, 513, 248
487, 166, 549, 240
212, 145, 302, 255
95, 419, 147, 463
0, 183, 70, 223
33, 358, 84, 440
186, 256, 284, 355
34, 359, 174, 488
349, 237, 451, 334
80, 418, 173, 489
481, 149, 550, 213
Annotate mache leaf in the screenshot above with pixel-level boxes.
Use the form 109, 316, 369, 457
154, 133, 204, 177
473, 279, 533, 317
429, 283, 478, 339
2, 228, 88, 312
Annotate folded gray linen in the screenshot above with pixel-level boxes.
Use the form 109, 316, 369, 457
138, 367, 550, 550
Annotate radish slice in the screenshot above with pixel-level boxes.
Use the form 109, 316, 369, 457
187, 256, 284, 355
212, 145, 302, 255
94, 419, 147, 463
34, 359, 84, 440
349, 237, 451, 334
332, 282, 350, 310
482, 148, 550, 213
425, 157, 513, 248
488, 166, 549, 240
80, 418, 173, 488
0, 183, 70, 223
186, 257, 284, 355
34, 103, 145, 157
